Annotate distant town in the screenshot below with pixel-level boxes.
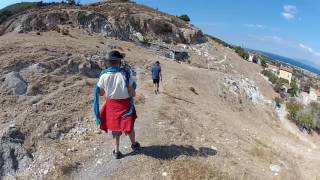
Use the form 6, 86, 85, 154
248, 51, 320, 101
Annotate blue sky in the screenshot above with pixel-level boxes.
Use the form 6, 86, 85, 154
1, 0, 320, 68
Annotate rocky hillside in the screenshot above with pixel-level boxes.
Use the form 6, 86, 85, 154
0, 1, 320, 180
0, 1, 204, 44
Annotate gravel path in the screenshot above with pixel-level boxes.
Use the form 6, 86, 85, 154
276, 105, 318, 149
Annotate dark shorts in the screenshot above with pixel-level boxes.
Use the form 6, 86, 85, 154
153, 79, 160, 84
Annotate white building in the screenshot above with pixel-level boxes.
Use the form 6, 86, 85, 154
248, 54, 254, 62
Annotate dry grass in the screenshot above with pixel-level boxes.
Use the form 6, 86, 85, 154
134, 93, 145, 105
165, 158, 231, 180
249, 139, 275, 162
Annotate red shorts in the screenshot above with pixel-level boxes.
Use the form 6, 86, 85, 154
100, 98, 137, 133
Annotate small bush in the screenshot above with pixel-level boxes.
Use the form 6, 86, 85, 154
261, 58, 268, 68
261, 70, 278, 84
298, 112, 313, 131
286, 102, 303, 121
316, 120, 320, 131
234, 46, 249, 60
290, 78, 298, 97
205, 34, 233, 48
179, 14, 190, 22
286, 101, 320, 134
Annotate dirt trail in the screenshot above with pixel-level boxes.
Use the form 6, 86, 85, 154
276, 105, 318, 149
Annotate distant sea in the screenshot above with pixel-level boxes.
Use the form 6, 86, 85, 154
248, 49, 320, 75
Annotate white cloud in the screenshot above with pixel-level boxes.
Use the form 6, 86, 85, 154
281, 5, 298, 20
248, 34, 299, 50
245, 24, 265, 28
284, 5, 297, 14
299, 43, 320, 57
249, 34, 286, 44
281, 12, 295, 20
270, 35, 283, 43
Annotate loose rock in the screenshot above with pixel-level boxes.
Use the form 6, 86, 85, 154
3, 72, 28, 95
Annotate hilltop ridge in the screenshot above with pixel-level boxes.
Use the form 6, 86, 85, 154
0, 1, 204, 44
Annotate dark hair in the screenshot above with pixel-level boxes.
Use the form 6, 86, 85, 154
106, 59, 121, 67
156, 61, 160, 64
103, 50, 123, 67
106, 51, 124, 61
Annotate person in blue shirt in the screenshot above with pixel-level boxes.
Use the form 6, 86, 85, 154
151, 61, 162, 94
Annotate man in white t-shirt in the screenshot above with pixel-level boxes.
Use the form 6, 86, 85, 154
97, 50, 140, 159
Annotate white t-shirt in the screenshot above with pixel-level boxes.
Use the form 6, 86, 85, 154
97, 72, 134, 99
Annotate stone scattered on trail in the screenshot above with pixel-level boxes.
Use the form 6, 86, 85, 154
162, 172, 168, 177
269, 164, 281, 173
189, 87, 198, 95
3, 72, 28, 95
0, 127, 33, 178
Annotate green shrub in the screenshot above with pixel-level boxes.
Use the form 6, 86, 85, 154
261, 58, 267, 68
234, 46, 249, 60
286, 101, 320, 133
274, 81, 283, 93
261, 70, 278, 85
290, 78, 298, 97
205, 34, 233, 48
286, 102, 303, 121
179, 14, 190, 22
316, 120, 320, 131
298, 112, 313, 131
310, 102, 320, 129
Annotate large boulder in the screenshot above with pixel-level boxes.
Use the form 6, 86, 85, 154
0, 127, 33, 178
78, 61, 102, 78
3, 72, 28, 95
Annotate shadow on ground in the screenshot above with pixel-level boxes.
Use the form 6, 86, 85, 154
126, 145, 217, 160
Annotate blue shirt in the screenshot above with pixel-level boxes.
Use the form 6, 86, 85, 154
151, 64, 161, 80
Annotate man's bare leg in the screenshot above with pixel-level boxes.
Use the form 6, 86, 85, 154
113, 135, 120, 152
154, 83, 157, 94
128, 129, 136, 144
129, 130, 140, 151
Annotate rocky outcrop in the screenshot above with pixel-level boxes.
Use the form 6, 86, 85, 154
78, 60, 102, 78
0, 2, 205, 44
221, 77, 265, 104
0, 127, 33, 178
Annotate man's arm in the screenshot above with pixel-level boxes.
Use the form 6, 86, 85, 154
128, 85, 136, 97
97, 76, 105, 96
99, 88, 105, 96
